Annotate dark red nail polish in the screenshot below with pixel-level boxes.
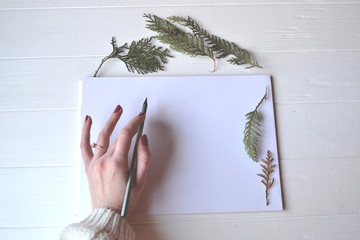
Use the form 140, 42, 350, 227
138, 112, 145, 116
141, 135, 149, 146
114, 105, 122, 113
85, 115, 89, 123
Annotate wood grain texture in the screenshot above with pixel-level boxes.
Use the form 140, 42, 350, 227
0, 167, 77, 227
0, 228, 63, 240
1, 215, 358, 240
133, 215, 360, 240
0, 110, 79, 167
0, 4, 359, 58
0, 0, 359, 239
1, 51, 360, 111
1, 0, 360, 9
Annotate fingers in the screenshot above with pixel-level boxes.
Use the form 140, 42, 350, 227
135, 135, 151, 187
111, 113, 146, 163
94, 105, 123, 158
126, 135, 150, 216
80, 115, 94, 167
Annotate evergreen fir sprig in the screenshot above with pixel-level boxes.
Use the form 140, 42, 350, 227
144, 13, 184, 36
144, 14, 216, 70
243, 91, 267, 162
168, 16, 262, 69
257, 150, 276, 206
94, 36, 172, 76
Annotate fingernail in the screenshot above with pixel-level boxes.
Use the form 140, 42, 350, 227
141, 135, 149, 146
114, 105, 122, 113
85, 115, 89, 123
138, 112, 145, 116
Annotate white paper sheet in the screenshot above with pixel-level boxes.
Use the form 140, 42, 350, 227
79, 75, 283, 217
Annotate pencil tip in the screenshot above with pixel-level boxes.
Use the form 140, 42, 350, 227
144, 98, 147, 104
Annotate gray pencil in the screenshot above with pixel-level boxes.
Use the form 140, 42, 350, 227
121, 98, 148, 217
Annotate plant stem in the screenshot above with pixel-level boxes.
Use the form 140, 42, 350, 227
94, 45, 117, 77
211, 57, 216, 72
254, 91, 267, 111
249, 62, 263, 69
93, 56, 111, 77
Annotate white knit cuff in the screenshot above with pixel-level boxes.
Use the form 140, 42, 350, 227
60, 208, 135, 240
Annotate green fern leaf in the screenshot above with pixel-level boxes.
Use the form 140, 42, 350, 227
94, 37, 172, 76
168, 16, 262, 69
243, 92, 267, 162
243, 109, 262, 161
144, 14, 216, 65
144, 13, 184, 36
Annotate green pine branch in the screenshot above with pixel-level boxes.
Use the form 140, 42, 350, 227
144, 14, 216, 69
168, 16, 262, 69
94, 36, 172, 76
95, 14, 263, 75
243, 91, 267, 162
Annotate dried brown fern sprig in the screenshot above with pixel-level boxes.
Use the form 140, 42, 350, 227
257, 150, 276, 206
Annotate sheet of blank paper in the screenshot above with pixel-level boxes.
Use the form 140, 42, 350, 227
79, 75, 283, 217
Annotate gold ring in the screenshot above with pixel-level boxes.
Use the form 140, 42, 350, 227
91, 142, 108, 150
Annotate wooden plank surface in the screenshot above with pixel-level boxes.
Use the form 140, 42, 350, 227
0, 111, 79, 167
1, 51, 360, 112
0, 0, 359, 239
0, 167, 77, 227
133, 215, 360, 240
1, 215, 359, 240
1, 0, 360, 9
0, 4, 360, 58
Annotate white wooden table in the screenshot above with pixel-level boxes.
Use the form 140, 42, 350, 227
1, 1, 359, 239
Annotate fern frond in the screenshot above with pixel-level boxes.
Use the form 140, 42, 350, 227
120, 38, 172, 74
269, 165, 276, 171
144, 13, 184, 36
227, 43, 262, 69
269, 178, 275, 188
257, 173, 267, 180
168, 16, 211, 42
156, 33, 214, 59
93, 37, 172, 76
243, 91, 267, 161
168, 16, 262, 69
243, 109, 261, 161
258, 150, 276, 206
144, 14, 216, 68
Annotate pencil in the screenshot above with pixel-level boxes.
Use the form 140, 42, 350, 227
121, 98, 148, 217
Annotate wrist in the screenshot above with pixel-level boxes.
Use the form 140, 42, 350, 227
103, 206, 122, 215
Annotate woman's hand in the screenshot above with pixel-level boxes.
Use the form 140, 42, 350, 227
80, 105, 150, 216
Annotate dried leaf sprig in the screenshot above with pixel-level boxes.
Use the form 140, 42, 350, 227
168, 16, 262, 69
257, 150, 276, 206
94, 37, 172, 77
144, 14, 261, 71
243, 91, 267, 162
144, 14, 216, 70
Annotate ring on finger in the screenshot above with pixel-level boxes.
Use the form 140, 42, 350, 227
91, 142, 108, 150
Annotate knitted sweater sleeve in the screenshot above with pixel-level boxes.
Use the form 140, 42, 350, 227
59, 208, 136, 240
